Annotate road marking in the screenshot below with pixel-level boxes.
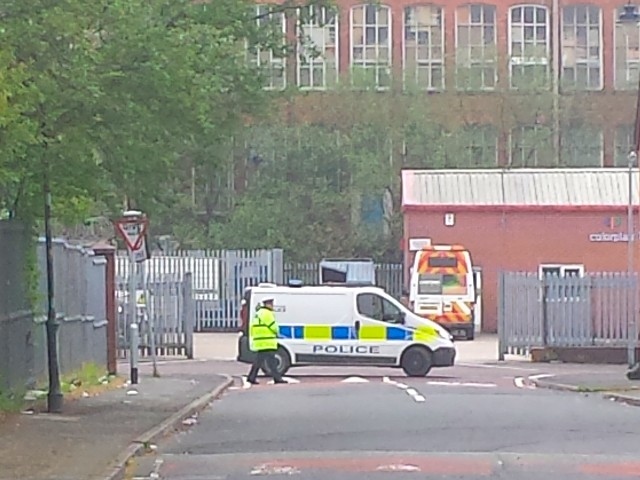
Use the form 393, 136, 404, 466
514, 377, 526, 388
427, 381, 497, 388
529, 373, 555, 381
457, 362, 538, 372
341, 376, 370, 383
377, 464, 421, 472
267, 377, 301, 385
405, 388, 427, 403
384, 377, 426, 403
250, 464, 301, 475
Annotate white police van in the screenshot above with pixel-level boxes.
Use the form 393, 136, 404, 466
237, 282, 456, 377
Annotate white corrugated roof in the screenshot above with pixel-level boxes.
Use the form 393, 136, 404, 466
401, 168, 640, 207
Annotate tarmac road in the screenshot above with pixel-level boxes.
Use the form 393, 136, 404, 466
131, 363, 640, 480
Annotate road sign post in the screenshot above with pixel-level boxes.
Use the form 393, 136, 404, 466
114, 211, 157, 380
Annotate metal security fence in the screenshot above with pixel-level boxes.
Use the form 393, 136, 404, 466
0, 221, 33, 392
498, 272, 638, 359
116, 249, 283, 337
115, 270, 194, 359
0, 226, 109, 392
115, 250, 403, 333
283, 262, 404, 298
35, 239, 109, 380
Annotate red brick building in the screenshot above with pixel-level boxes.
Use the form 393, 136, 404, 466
401, 168, 638, 332
253, 0, 640, 167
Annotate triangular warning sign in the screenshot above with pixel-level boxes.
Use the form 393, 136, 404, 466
115, 219, 147, 251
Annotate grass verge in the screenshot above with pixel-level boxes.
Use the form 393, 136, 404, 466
1, 363, 124, 415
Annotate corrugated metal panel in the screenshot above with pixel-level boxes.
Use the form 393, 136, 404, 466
319, 259, 376, 284
402, 168, 640, 207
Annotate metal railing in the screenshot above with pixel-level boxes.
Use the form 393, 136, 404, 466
1, 226, 108, 392
115, 250, 404, 332
498, 272, 639, 359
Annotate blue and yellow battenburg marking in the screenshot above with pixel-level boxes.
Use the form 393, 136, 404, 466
278, 324, 439, 342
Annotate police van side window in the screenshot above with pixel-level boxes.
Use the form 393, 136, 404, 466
356, 293, 382, 320
357, 293, 403, 324
381, 298, 403, 324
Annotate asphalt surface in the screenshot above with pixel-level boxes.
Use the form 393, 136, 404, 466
129, 362, 640, 480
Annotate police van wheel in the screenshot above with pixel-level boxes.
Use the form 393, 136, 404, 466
262, 347, 291, 377
401, 346, 433, 377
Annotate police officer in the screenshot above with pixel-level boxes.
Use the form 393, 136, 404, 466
246, 297, 286, 385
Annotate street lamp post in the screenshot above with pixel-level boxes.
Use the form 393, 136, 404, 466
43, 156, 64, 413
619, 3, 640, 377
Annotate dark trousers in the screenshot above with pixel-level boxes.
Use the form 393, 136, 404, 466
247, 350, 283, 382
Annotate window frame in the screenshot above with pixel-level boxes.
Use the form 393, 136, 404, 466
613, 6, 640, 90
402, 4, 445, 91
296, 5, 340, 90
454, 4, 497, 91
508, 124, 554, 167
246, 5, 287, 91
349, 3, 393, 91
538, 264, 585, 279
507, 4, 551, 89
614, 124, 635, 166
560, 4, 604, 91
560, 127, 604, 167
447, 124, 499, 167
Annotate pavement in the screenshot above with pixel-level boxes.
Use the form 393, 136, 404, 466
528, 369, 640, 406
0, 359, 231, 480
3, 332, 640, 480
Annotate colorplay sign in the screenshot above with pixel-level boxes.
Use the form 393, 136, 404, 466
589, 216, 634, 242
588, 232, 633, 243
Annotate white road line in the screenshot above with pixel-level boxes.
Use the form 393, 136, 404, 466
427, 381, 497, 388
529, 373, 555, 381
267, 376, 301, 385
383, 377, 426, 403
405, 388, 426, 403
514, 377, 526, 388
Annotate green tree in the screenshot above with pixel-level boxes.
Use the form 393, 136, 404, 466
0, 0, 334, 230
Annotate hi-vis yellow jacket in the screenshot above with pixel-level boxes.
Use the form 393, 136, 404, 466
249, 307, 279, 351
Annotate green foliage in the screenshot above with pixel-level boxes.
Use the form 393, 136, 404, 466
0, 0, 335, 228
0, 388, 24, 413
208, 119, 400, 261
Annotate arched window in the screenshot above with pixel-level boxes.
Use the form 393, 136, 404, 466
350, 4, 392, 89
561, 5, 602, 90
508, 5, 550, 89
455, 4, 497, 90
297, 6, 339, 89
614, 4, 640, 89
247, 5, 287, 90
403, 5, 444, 90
